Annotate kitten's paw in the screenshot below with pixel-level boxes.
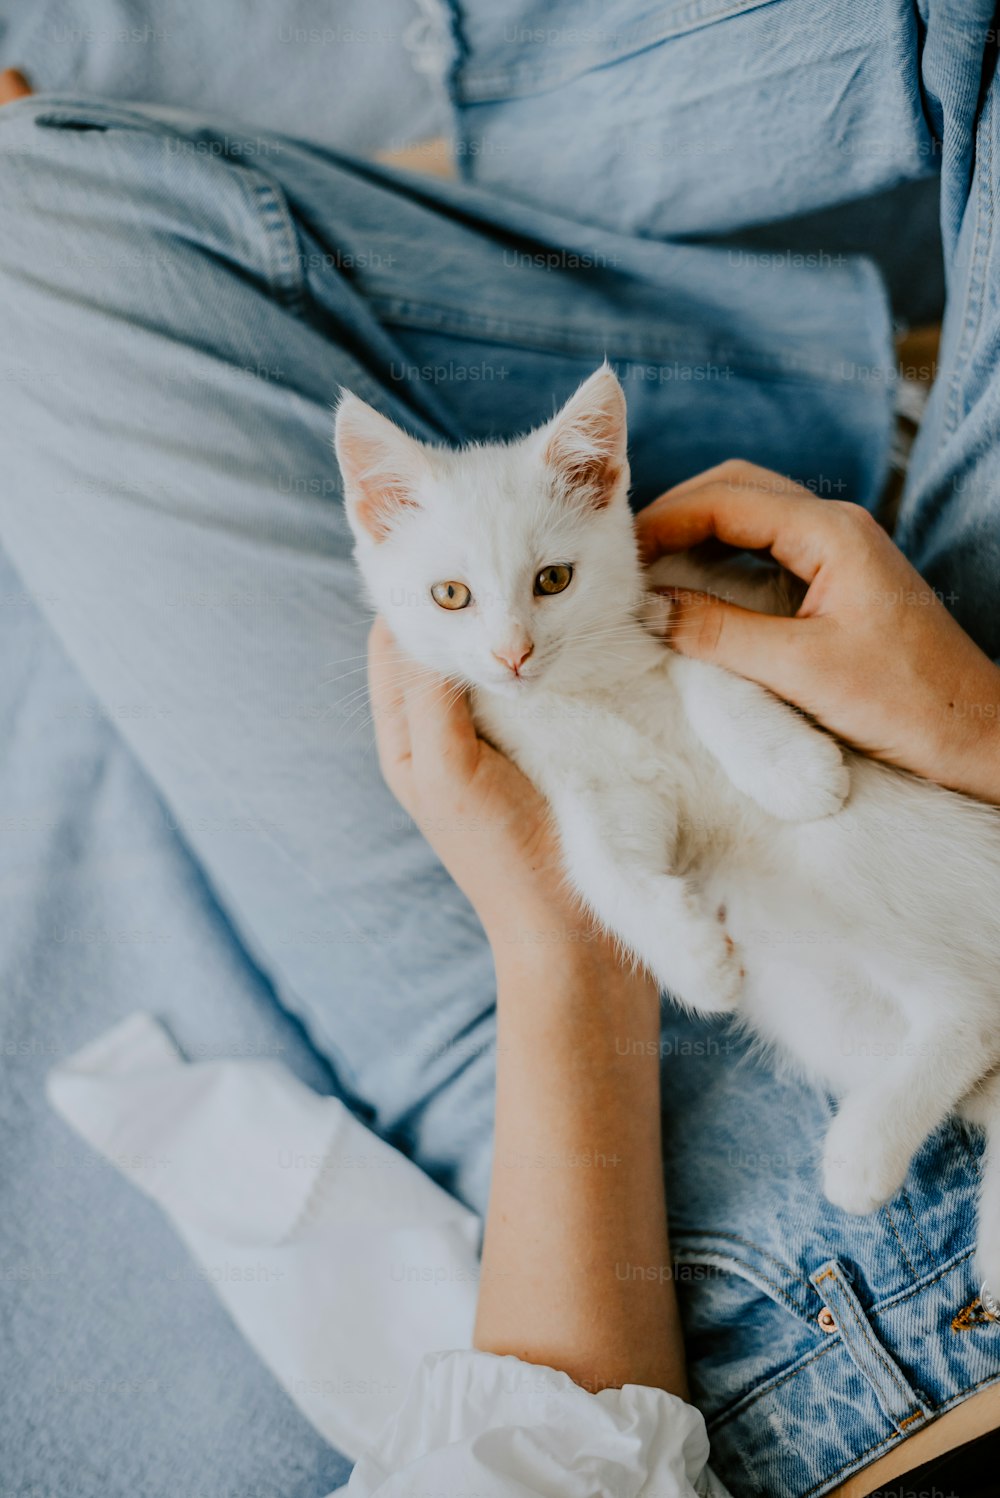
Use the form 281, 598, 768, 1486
761, 734, 850, 822
821, 1113, 907, 1215
659, 924, 744, 1016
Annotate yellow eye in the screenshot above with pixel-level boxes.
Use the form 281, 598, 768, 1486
431, 580, 472, 610
534, 564, 573, 596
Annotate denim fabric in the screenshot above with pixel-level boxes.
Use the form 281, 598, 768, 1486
0, 551, 354, 1497
439, 0, 934, 237
0, 95, 893, 1216
1, 5, 999, 1496
0, 0, 450, 153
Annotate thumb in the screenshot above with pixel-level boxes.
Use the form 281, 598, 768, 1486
648, 587, 809, 702
405, 670, 482, 789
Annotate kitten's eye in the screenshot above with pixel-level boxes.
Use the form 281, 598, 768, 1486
534, 564, 574, 596
431, 580, 472, 610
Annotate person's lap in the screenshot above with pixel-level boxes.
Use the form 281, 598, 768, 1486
0, 92, 892, 1200
1, 4, 999, 1493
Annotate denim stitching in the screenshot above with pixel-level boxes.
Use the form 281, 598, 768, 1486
711, 1253, 978, 1433
796, 1368, 1000, 1498
675, 1247, 809, 1318
366, 294, 868, 383
798, 1432, 902, 1498
27, 100, 308, 317
815, 1264, 925, 1422
712, 1273, 999, 1485
900, 1187, 938, 1268
245, 178, 306, 314
882, 1203, 920, 1282
868, 1246, 975, 1316
706, 1340, 839, 1431
665, 1228, 810, 1288
944, 80, 994, 437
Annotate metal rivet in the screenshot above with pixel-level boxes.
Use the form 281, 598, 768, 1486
817, 1307, 837, 1333
980, 1282, 1000, 1322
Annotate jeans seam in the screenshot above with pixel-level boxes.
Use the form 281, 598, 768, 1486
944, 85, 994, 436
868, 1245, 975, 1315
366, 293, 867, 383
816, 1265, 925, 1421
794, 1367, 1000, 1498
706, 1340, 839, 1432
22, 99, 308, 317
710, 1252, 986, 1445
674, 1247, 810, 1319
237, 176, 306, 315
671, 1227, 812, 1289
899, 1187, 939, 1268
882, 1202, 920, 1281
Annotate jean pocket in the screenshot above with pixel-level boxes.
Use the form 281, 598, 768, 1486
670, 1231, 824, 1419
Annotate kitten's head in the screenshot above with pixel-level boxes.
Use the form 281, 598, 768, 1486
334, 364, 641, 694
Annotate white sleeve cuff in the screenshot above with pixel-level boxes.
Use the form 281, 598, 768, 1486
344, 1349, 731, 1497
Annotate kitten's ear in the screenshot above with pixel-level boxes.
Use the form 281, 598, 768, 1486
334, 392, 428, 543
542, 363, 628, 509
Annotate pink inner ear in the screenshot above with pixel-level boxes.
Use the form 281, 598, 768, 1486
542, 369, 627, 510
336, 401, 423, 542
353, 477, 419, 543
545, 442, 622, 507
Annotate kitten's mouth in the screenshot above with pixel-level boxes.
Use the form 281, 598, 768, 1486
485, 664, 544, 694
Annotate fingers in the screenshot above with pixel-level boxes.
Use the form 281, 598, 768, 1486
367, 616, 480, 808
636, 460, 837, 580
650, 586, 816, 703
403, 660, 481, 789
367, 617, 414, 803
0, 69, 32, 106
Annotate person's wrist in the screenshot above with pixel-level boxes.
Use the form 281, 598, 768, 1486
486, 904, 606, 960
932, 657, 1000, 804
490, 907, 659, 1014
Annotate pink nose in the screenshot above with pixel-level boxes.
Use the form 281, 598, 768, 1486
492, 640, 534, 675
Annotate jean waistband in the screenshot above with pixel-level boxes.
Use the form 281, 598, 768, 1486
709, 1249, 1000, 1497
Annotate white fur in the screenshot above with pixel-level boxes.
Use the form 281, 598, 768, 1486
335, 366, 1000, 1292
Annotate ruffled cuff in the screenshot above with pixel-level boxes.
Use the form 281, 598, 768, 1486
343, 1349, 730, 1497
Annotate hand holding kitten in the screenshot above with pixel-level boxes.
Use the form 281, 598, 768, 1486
639, 460, 1000, 805
367, 616, 601, 951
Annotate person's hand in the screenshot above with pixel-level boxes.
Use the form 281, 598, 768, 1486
0, 69, 32, 106
637, 460, 1000, 804
368, 616, 595, 945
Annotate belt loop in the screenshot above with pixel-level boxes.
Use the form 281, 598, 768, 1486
811, 1260, 931, 1434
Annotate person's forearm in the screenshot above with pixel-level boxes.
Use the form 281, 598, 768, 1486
936, 662, 1000, 806
474, 927, 688, 1398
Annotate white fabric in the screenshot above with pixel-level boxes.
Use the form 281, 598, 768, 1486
46, 1013, 480, 1460
47, 1016, 728, 1497
345, 1350, 730, 1497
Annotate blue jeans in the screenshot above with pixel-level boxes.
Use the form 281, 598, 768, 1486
0, 3, 998, 1494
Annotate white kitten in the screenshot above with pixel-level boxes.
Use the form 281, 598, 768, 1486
335, 365, 1000, 1294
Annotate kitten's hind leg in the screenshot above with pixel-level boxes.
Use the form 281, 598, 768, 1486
548, 779, 743, 1016
823, 1009, 998, 1215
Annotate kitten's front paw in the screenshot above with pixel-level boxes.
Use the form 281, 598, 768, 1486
821, 1111, 907, 1215
661, 924, 744, 1016
764, 733, 850, 822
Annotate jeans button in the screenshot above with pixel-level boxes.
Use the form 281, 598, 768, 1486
817, 1306, 837, 1333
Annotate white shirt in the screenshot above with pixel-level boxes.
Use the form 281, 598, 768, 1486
343, 1349, 729, 1497
49, 1014, 729, 1497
